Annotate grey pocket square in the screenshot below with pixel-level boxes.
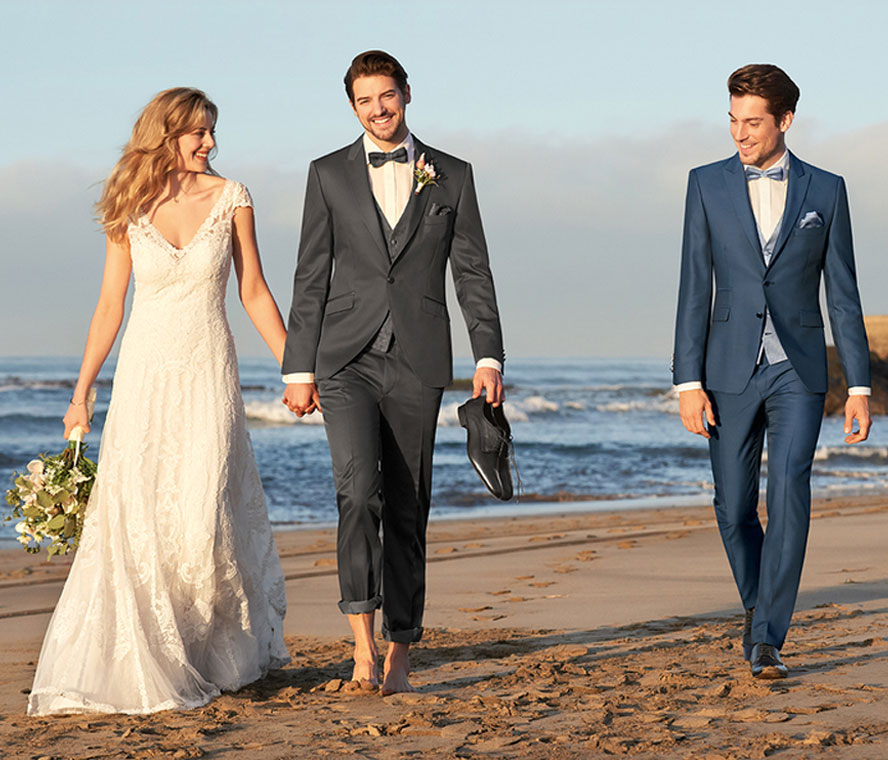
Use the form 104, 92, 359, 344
429, 203, 452, 216
799, 211, 824, 229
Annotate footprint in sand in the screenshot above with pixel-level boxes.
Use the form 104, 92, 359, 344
314, 557, 337, 567
528, 533, 566, 543
515, 575, 534, 580
616, 540, 637, 550
529, 581, 555, 588
459, 606, 492, 613
473, 614, 507, 622
464, 542, 486, 549
575, 550, 597, 561
489, 589, 511, 596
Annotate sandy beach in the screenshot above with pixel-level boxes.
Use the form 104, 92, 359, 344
1, 495, 886, 759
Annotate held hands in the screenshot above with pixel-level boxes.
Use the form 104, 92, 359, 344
472, 367, 504, 407
283, 382, 322, 417
844, 395, 872, 444
63, 403, 91, 439
679, 388, 716, 439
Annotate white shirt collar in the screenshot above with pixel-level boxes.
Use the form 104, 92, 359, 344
772, 150, 789, 171
362, 132, 414, 165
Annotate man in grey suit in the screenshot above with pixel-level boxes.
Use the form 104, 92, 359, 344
673, 64, 871, 678
282, 51, 505, 695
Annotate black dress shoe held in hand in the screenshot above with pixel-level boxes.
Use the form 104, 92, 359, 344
750, 643, 788, 679
742, 607, 755, 661
457, 396, 514, 501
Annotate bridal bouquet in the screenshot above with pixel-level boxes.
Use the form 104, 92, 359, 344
4, 389, 97, 557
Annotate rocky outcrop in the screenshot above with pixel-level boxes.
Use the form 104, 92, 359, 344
824, 315, 888, 415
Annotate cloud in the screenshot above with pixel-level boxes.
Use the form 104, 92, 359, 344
2, 123, 885, 360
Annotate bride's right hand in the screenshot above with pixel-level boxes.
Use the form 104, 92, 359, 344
63, 403, 91, 439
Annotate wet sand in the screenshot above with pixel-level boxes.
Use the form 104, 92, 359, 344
1, 495, 886, 758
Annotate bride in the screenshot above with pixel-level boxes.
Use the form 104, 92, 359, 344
28, 88, 291, 715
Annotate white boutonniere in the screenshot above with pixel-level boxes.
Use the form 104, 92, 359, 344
414, 153, 439, 195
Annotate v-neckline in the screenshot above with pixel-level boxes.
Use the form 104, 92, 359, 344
144, 179, 230, 256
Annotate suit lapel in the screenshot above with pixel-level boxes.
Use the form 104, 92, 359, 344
345, 136, 389, 261
390, 136, 434, 266
723, 154, 763, 264
769, 151, 811, 267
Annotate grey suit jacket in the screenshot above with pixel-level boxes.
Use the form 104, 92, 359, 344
282, 135, 505, 388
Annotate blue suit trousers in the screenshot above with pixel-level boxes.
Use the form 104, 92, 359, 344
708, 359, 825, 651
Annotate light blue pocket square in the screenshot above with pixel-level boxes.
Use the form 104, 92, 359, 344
799, 211, 824, 229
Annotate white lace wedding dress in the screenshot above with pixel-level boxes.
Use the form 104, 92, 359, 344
28, 180, 290, 715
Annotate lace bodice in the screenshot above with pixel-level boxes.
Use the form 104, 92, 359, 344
128, 179, 250, 312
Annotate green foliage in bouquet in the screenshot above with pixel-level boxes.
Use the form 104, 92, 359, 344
5, 444, 97, 557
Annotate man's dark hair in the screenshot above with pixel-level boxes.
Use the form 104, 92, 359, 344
344, 50, 409, 103
728, 64, 800, 123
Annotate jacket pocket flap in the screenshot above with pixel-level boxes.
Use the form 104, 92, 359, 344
800, 309, 824, 327
325, 292, 355, 315
422, 296, 448, 318
712, 307, 730, 322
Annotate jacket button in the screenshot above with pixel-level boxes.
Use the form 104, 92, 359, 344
756, 312, 763, 318
387, 276, 395, 284
763, 281, 772, 287
390, 238, 398, 246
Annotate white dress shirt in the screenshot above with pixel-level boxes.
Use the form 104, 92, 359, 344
284, 131, 502, 383
747, 149, 789, 242
365, 132, 415, 229
676, 151, 869, 396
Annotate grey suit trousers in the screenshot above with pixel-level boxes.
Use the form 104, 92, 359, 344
317, 340, 444, 643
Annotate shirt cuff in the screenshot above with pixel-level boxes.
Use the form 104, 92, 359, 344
283, 372, 315, 384
476, 358, 503, 374
848, 386, 871, 396
674, 381, 704, 393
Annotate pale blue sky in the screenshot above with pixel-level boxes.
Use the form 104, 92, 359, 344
3, 0, 887, 357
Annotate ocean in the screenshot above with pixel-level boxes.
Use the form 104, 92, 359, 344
2, 356, 886, 545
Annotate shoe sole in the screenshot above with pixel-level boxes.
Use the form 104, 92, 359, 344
752, 666, 787, 679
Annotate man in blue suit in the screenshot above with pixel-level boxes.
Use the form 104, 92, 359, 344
673, 64, 872, 678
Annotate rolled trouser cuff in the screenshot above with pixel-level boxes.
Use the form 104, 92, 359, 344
338, 595, 383, 615
382, 624, 424, 643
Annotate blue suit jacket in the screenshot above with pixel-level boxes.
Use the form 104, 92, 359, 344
673, 152, 870, 394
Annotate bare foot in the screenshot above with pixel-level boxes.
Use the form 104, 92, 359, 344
381, 642, 415, 696
351, 651, 378, 686
347, 612, 379, 687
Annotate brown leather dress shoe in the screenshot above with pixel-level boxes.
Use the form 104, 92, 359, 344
743, 607, 754, 661
750, 643, 788, 679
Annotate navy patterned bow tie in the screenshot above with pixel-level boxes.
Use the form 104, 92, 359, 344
368, 147, 409, 167
744, 165, 787, 182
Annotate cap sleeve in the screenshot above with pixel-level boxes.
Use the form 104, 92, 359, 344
231, 181, 254, 210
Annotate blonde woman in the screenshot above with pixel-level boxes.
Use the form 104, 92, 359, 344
28, 88, 290, 715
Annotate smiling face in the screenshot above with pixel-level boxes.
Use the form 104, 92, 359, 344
175, 111, 216, 172
729, 94, 792, 169
350, 74, 410, 150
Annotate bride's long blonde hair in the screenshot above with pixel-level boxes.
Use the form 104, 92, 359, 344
97, 88, 219, 242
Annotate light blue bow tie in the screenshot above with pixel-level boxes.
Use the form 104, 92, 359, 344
744, 165, 787, 182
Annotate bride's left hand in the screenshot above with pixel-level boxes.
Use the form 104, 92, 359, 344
63, 403, 91, 439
